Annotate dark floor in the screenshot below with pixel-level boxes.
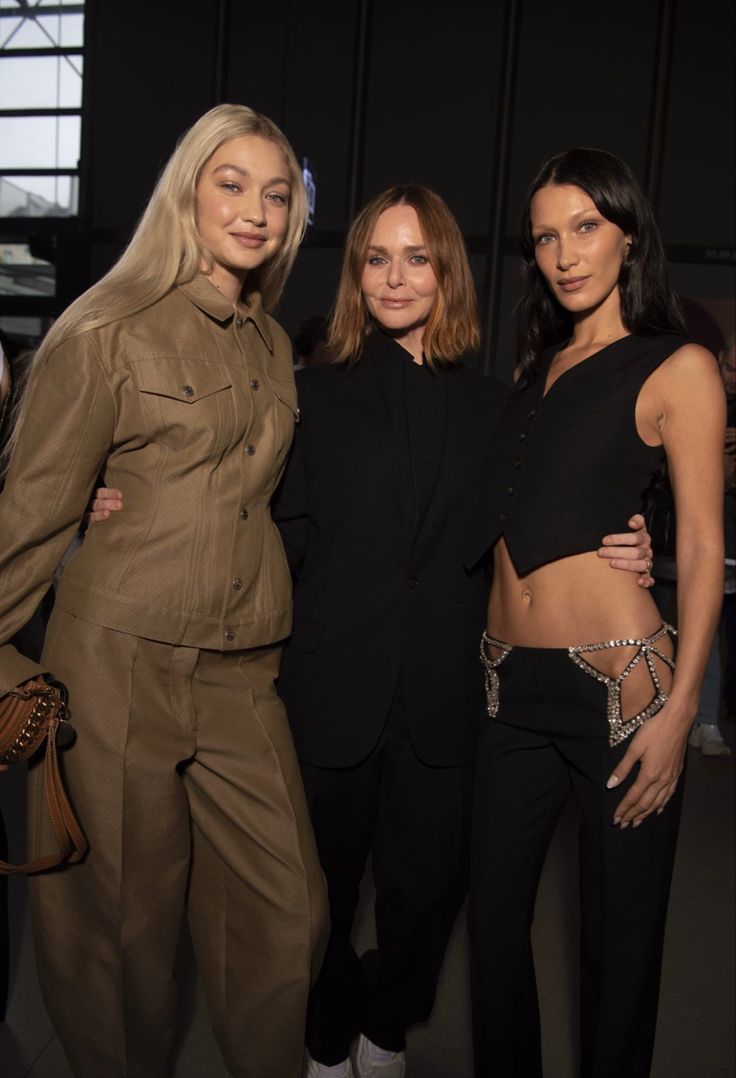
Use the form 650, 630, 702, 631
1, 725, 733, 1078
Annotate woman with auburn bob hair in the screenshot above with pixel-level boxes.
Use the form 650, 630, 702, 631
467, 148, 725, 1077
0, 104, 327, 1078
271, 184, 653, 1078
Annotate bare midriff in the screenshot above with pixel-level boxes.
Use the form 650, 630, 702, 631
488, 538, 663, 662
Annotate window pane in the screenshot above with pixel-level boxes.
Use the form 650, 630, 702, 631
0, 16, 21, 50
0, 174, 77, 215
0, 17, 51, 50
0, 55, 83, 108
0, 241, 55, 300
41, 12, 84, 47
0, 5, 84, 49
0, 115, 81, 168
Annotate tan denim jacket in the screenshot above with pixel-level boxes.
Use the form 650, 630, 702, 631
0, 274, 298, 693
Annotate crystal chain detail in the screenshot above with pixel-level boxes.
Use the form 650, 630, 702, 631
480, 632, 513, 718
568, 622, 677, 747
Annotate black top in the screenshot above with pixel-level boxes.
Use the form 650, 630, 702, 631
273, 331, 507, 768
466, 333, 687, 574
403, 347, 447, 529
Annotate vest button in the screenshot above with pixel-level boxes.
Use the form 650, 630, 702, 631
232, 578, 243, 590
224, 628, 236, 641
512, 459, 522, 469
245, 444, 256, 456
239, 507, 249, 521
250, 379, 260, 390
182, 384, 194, 397
236, 317, 245, 328
527, 408, 537, 419
499, 511, 509, 522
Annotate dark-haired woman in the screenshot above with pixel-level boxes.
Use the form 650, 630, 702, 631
467, 149, 725, 1078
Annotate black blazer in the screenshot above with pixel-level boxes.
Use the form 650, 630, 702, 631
273, 332, 507, 768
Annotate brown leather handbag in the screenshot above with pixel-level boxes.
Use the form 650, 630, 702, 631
0, 676, 87, 875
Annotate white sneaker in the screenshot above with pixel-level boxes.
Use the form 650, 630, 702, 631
355, 1033, 406, 1078
304, 1050, 355, 1077
689, 723, 731, 757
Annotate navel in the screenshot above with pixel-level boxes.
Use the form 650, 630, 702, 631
521, 588, 533, 605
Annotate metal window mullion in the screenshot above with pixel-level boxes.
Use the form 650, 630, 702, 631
0, 108, 81, 118
1, 168, 78, 176
0, 46, 84, 57
0, 5, 85, 17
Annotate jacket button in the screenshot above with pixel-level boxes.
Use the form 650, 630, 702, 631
407, 577, 418, 590
499, 511, 509, 522
519, 431, 527, 441
236, 317, 245, 328
527, 408, 537, 419
182, 385, 194, 397
512, 459, 522, 469
232, 578, 242, 590
245, 444, 256, 456
224, 628, 236, 641
249, 379, 260, 390
506, 485, 514, 496
239, 507, 249, 520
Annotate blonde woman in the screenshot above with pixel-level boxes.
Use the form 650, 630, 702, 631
0, 105, 327, 1078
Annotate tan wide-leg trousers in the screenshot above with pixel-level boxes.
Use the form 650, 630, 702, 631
28, 609, 328, 1078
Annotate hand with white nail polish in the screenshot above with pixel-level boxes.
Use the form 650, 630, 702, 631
606, 701, 690, 828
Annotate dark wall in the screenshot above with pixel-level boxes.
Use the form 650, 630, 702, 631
6, 0, 736, 372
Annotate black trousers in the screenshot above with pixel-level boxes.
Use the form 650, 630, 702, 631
469, 645, 682, 1078
300, 685, 474, 1064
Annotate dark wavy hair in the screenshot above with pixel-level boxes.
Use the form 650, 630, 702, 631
515, 147, 685, 388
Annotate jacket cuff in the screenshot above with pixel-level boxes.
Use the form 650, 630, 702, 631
0, 645, 47, 696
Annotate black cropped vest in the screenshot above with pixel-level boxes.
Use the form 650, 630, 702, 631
466, 334, 687, 574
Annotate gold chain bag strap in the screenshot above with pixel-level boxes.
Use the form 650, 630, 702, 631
0, 676, 87, 875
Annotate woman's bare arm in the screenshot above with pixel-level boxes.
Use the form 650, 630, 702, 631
608, 344, 726, 826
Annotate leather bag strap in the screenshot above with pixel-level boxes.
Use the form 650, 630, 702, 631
0, 716, 88, 875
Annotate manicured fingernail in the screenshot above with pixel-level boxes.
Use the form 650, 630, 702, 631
620, 821, 630, 830
613, 816, 621, 825
633, 819, 642, 828
606, 775, 620, 789
656, 807, 664, 815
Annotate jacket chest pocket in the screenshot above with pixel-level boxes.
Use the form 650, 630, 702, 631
133, 359, 238, 453
264, 374, 300, 466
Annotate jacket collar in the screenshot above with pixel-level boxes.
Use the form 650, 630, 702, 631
178, 273, 274, 353
361, 330, 419, 380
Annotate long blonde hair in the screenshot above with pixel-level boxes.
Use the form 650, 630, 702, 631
2, 104, 307, 471
327, 184, 481, 366
62, 104, 305, 335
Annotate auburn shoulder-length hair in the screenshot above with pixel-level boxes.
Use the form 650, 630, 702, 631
515, 146, 685, 388
327, 184, 481, 366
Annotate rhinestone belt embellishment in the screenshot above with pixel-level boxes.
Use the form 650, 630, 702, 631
480, 632, 513, 718
568, 622, 677, 747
